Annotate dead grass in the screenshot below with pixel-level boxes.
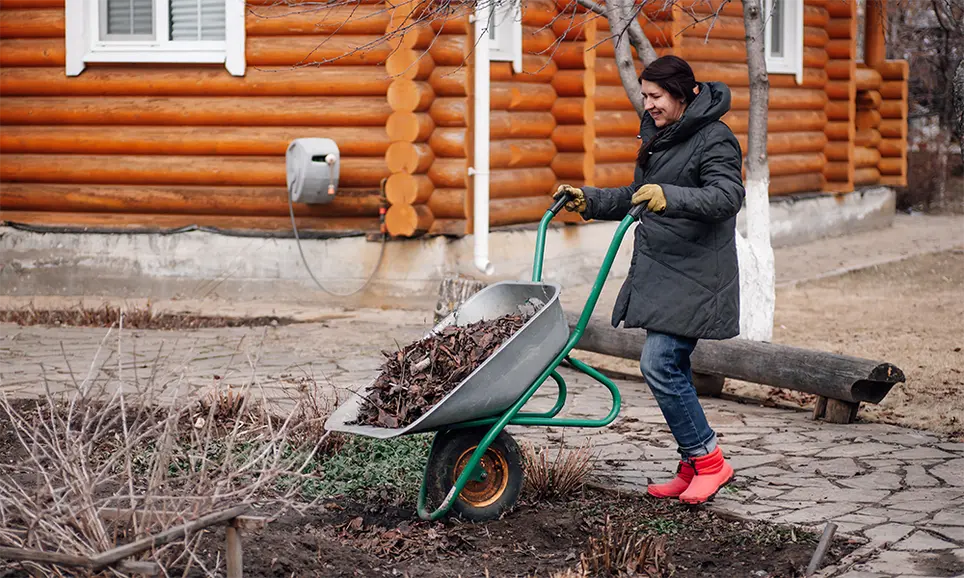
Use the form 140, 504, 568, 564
580, 515, 667, 577
0, 302, 294, 330
521, 441, 597, 501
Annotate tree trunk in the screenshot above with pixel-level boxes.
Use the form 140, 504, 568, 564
954, 58, 964, 168
736, 0, 775, 342
604, 0, 646, 117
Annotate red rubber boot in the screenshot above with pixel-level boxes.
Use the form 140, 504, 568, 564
647, 460, 695, 498
678, 447, 734, 504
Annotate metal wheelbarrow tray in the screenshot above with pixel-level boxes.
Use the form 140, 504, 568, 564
325, 280, 569, 440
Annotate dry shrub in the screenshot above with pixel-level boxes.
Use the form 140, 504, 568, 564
581, 516, 667, 577
0, 327, 335, 577
0, 301, 291, 330
522, 440, 597, 500
548, 569, 588, 578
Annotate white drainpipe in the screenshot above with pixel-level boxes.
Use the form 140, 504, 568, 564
472, 4, 495, 276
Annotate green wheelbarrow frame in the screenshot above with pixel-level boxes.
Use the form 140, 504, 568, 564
416, 196, 645, 521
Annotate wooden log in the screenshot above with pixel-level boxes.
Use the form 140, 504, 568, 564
0, 96, 393, 127
824, 141, 851, 161
864, 0, 887, 66
877, 60, 908, 81
804, 25, 830, 48
769, 172, 825, 195
879, 119, 907, 139
551, 10, 595, 41
878, 157, 905, 176
687, 61, 827, 88
564, 312, 905, 406
813, 397, 860, 424
0, 66, 394, 97
385, 203, 433, 237
0, 547, 92, 568
595, 57, 642, 86
825, 0, 856, 18
429, 218, 466, 236
387, 112, 434, 142
0, 184, 382, 217
491, 82, 557, 112
679, 37, 745, 61
722, 110, 827, 133
385, 173, 433, 205
246, 36, 392, 66
826, 39, 853, 60
245, 4, 390, 35
879, 80, 907, 100
521, 24, 557, 54
823, 161, 852, 182
857, 90, 883, 110
594, 138, 639, 164
824, 121, 851, 141
490, 195, 555, 227
429, 14, 469, 35
388, 80, 434, 112
854, 146, 881, 168
674, 0, 744, 18
730, 87, 828, 111
596, 19, 675, 48
386, 142, 434, 173
1, 154, 390, 188
428, 127, 467, 157
855, 128, 882, 148
552, 125, 592, 152
878, 175, 907, 187
0, 125, 391, 157
856, 109, 882, 129
825, 100, 853, 121
593, 163, 634, 188
489, 167, 557, 199
879, 100, 904, 119
825, 81, 850, 100
521, 0, 558, 28
429, 66, 467, 96
428, 35, 469, 66
552, 69, 595, 97
491, 111, 557, 139
855, 67, 883, 91
826, 17, 855, 39
0, 9, 63, 38
853, 166, 881, 185
429, 97, 467, 127
551, 152, 594, 180
593, 85, 633, 110
490, 55, 558, 84
553, 97, 592, 124
0, 210, 379, 233
804, 46, 830, 69
826, 59, 855, 80
595, 110, 640, 137
0, 0, 65, 6
384, 48, 435, 80
878, 138, 903, 158
491, 139, 558, 169
769, 153, 825, 177
735, 131, 828, 155
428, 157, 468, 188
426, 188, 465, 218
804, 5, 830, 28
552, 42, 591, 69
0, 39, 65, 66
678, 15, 745, 41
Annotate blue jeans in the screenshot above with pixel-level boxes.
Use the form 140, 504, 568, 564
640, 331, 718, 459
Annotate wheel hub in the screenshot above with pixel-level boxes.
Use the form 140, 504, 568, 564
453, 445, 509, 508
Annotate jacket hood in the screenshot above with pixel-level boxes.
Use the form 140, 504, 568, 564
640, 81, 732, 151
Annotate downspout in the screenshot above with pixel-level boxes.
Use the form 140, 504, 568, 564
472, 3, 495, 276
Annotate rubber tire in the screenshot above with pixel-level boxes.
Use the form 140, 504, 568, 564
425, 426, 524, 522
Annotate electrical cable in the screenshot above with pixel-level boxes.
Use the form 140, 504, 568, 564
286, 180, 388, 297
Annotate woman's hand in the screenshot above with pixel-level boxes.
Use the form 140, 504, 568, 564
553, 184, 587, 213
632, 184, 667, 213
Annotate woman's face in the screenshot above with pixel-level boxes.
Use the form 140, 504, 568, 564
641, 79, 686, 128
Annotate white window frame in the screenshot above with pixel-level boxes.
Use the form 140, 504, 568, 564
488, 0, 522, 74
764, 0, 803, 84
65, 0, 245, 77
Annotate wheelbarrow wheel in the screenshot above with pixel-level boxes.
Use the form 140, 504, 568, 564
426, 426, 524, 522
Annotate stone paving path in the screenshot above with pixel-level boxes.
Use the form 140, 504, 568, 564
2, 312, 962, 577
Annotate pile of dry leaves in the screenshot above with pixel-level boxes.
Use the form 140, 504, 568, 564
355, 313, 532, 428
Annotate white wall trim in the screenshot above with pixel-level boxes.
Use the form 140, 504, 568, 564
225, 0, 246, 76
65, 0, 88, 76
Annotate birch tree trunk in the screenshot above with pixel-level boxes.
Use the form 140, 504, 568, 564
954, 59, 964, 168
736, 0, 775, 341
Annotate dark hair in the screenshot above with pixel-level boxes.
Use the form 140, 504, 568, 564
636, 55, 698, 167
639, 55, 698, 105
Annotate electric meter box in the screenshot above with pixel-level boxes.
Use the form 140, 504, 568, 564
286, 138, 340, 204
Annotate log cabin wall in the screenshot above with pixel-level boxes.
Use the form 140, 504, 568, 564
0, 0, 910, 239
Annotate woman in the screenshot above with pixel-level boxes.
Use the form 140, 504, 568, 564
554, 55, 743, 504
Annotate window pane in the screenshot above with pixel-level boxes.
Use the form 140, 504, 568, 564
171, 0, 225, 41
769, 0, 784, 57
106, 0, 153, 36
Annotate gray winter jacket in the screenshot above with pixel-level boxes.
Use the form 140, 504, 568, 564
580, 81, 744, 340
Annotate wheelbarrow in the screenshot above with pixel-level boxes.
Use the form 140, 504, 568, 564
325, 194, 646, 521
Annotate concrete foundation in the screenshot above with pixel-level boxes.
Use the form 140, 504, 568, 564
0, 188, 897, 308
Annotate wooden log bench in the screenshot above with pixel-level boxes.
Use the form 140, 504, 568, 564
564, 312, 905, 424
0, 504, 267, 577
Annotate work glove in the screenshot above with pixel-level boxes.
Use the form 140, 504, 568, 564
631, 184, 667, 214
553, 184, 587, 213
